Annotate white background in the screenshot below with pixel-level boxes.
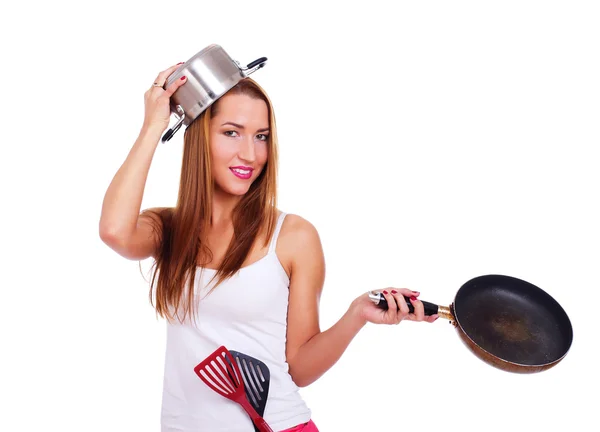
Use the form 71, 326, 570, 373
2, 1, 599, 431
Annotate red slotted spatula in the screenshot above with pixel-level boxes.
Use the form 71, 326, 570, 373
193, 346, 274, 432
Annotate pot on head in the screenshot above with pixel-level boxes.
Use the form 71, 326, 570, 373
160, 44, 267, 143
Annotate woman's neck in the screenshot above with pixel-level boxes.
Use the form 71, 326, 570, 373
210, 188, 242, 226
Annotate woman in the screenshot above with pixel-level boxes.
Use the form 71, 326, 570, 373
100, 62, 438, 432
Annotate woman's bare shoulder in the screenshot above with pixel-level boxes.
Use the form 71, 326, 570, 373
276, 212, 323, 275
280, 213, 319, 237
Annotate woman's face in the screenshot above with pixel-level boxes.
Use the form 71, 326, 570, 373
209, 93, 269, 196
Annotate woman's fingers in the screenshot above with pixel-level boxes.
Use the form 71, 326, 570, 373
374, 288, 439, 324
393, 288, 420, 298
141, 62, 187, 131
381, 290, 399, 323
409, 295, 425, 321
424, 314, 439, 323
387, 288, 433, 322
152, 62, 185, 88
390, 290, 409, 323
163, 75, 187, 98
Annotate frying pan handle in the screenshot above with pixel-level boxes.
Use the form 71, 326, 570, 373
368, 292, 439, 316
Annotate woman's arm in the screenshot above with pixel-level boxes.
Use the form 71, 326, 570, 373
99, 125, 165, 260
99, 63, 186, 260
283, 216, 437, 387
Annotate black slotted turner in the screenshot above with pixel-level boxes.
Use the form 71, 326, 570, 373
227, 350, 271, 432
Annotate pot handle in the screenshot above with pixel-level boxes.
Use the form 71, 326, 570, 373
161, 105, 186, 143
242, 57, 268, 75
368, 291, 440, 316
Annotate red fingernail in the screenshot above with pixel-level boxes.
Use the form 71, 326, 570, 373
383, 290, 388, 295
391, 290, 397, 294
180, 76, 186, 80
410, 295, 417, 301
178, 62, 184, 64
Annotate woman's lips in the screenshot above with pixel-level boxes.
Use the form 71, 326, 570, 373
230, 166, 253, 179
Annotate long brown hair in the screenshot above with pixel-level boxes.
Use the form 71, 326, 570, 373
142, 78, 279, 323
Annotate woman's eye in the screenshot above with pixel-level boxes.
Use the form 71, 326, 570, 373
224, 130, 239, 137
256, 134, 269, 141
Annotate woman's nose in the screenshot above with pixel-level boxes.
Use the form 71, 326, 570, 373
238, 136, 256, 162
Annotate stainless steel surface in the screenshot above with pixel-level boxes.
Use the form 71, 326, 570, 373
368, 291, 382, 305
161, 44, 267, 142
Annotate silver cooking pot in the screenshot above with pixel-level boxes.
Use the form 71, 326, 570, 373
160, 44, 267, 142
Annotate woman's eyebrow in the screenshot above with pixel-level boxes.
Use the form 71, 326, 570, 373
221, 121, 269, 133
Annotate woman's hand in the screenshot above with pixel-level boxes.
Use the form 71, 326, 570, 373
142, 62, 188, 133
350, 288, 439, 325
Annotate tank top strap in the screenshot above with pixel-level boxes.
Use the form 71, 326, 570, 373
268, 212, 287, 253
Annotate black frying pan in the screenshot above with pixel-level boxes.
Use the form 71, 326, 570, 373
369, 274, 573, 373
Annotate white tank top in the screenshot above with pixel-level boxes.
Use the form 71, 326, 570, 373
160, 212, 312, 432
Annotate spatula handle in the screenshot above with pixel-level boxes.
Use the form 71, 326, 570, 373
239, 398, 273, 432
253, 417, 274, 432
